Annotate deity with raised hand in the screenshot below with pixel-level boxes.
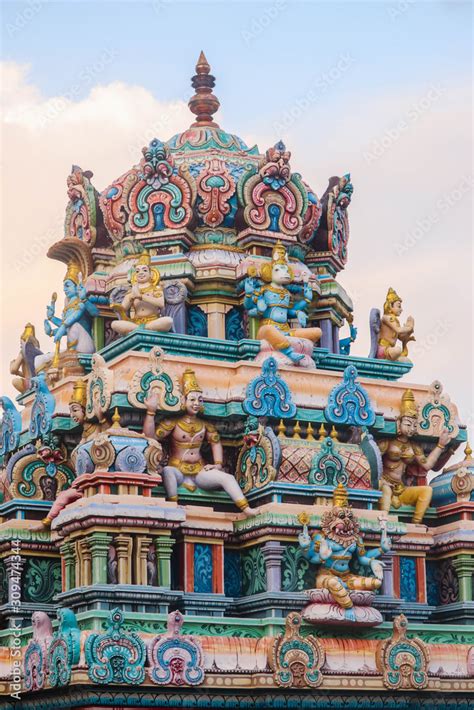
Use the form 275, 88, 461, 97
143, 368, 255, 516
378, 389, 452, 524
111, 253, 173, 336
369, 287, 415, 362
243, 242, 321, 365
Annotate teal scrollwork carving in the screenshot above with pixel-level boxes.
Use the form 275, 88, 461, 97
225, 307, 245, 341
272, 612, 325, 688
29, 373, 56, 439
376, 614, 430, 690
308, 437, 348, 487
194, 544, 213, 594
242, 546, 266, 596
0, 396, 22, 455
48, 608, 81, 688
24, 558, 61, 604
148, 610, 205, 686
224, 550, 242, 597
281, 545, 310, 593
243, 357, 296, 419
85, 607, 146, 684
324, 364, 375, 427
187, 305, 208, 337
128, 346, 182, 413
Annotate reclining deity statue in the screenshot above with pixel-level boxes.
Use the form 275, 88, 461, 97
111, 254, 173, 336
243, 242, 321, 365
378, 389, 452, 524
369, 287, 415, 362
10, 323, 43, 393
298, 484, 391, 620
36, 262, 105, 371
143, 368, 255, 516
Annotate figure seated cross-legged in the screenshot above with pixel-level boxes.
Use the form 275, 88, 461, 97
244, 242, 321, 366
299, 484, 391, 620
369, 287, 415, 363
111, 253, 173, 336
378, 389, 452, 524
143, 368, 256, 517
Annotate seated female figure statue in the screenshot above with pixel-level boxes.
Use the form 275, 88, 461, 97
111, 254, 173, 336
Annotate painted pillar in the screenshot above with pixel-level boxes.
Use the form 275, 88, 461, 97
332, 323, 340, 354
202, 303, 231, 340
115, 535, 132, 585
89, 533, 113, 585
78, 540, 92, 587
135, 536, 153, 586
262, 541, 284, 593
93, 316, 105, 351
319, 319, 333, 350
452, 555, 474, 602
59, 542, 76, 591
248, 317, 259, 341
380, 551, 395, 597
212, 543, 224, 594
154, 536, 175, 588
416, 557, 427, 604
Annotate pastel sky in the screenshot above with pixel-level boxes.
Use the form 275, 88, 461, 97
1, 1, 472, 454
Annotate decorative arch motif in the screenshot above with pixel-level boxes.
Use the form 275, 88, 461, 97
86, 354, 113, 421
48, 609, 81, 688
148, 610, 205, 686
236, 417, 281, 494
128, 347, 182, 413
243, 357, 296, 419
309, 437, 348, 487
325, 365, 375, 427
418, 380, 459, 438
85, 607, 146, 685
376, 614, 430, 690
64, 165, 100, 244
196, 158, 236, 227
100, 139, 195, 240
0, 397, 22, 456
312, 174, 353, 270
272, 612, 325, 688
24, 611, 53, 692
300, 182, 322, 244
238, 142, 307, 236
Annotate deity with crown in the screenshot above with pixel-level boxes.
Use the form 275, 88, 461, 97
243, 242, 321, 365
143, 368, 255, 516
369, 287, 415, 362
298, 484, 391, 622
378, 389, 452, 524
111, 253, 173, 336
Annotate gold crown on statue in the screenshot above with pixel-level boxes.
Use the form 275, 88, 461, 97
400, 389, 418, 419
21, 323, 36, 341
69, 379, 87, 408
131, 252, 160, 285
383, 287, 402, 314
64, 262, 81, 285
272, 241, 289, 266
182, 368, 202, 397
332, 482, 349, 508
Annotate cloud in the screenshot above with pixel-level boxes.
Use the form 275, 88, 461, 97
1, 62, 472, 462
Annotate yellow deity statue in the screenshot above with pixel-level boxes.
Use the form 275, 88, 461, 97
369, 288, 415, 362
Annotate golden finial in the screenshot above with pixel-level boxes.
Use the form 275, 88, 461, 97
465, 442, 472, 459
293, 421, 301, 439
112, 407, 121, 428
188, 51, 220, 127
330, 425, 338, 441
318, 423, 326, 441
298, 511, 311, 526
333, 483, 348, 508
277, 419, 286, 438
306, 422, 315, 441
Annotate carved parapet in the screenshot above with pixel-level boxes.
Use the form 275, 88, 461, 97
85, 608, 146, 684
148, 610, 205, 686
272, 612, 324, 688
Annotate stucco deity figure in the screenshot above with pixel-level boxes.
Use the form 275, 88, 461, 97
378, 389, 452, 524
10, 323, 43, 393
37, 263, 105, 371
111, 254, 173, 336
369, 288, 415, 362
143, 368, 255, 516
298, 485, 391, 619
244, 242, 321, 364
68, 379, 110, 444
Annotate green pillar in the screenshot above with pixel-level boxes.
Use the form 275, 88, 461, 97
89, 533, 113, 585
59, 542, 76, 591
154, 536, 175, 588
93, 316, 105, 351
248, 317, 258, 341
452, 555, 474, 602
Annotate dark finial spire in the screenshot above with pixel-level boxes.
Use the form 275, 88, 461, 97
188, 51, 220, 127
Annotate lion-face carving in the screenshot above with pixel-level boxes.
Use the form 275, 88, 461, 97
320, 505, 360, 547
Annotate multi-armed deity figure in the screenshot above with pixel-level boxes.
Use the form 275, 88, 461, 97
38, 262, 104, 371
298, 484, 391, 619
369, 287, 415, 362
143, 368, 255, 516
111, 254, 173, 336
378, 389, 452, 524
9, 323, 43, 393
243, 242, 321, 364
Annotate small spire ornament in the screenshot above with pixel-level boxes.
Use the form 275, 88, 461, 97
188, 51, 220, 127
